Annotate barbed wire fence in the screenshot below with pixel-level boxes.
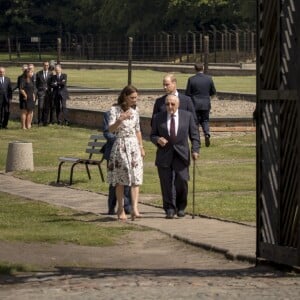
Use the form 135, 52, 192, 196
0, 27, 256, 64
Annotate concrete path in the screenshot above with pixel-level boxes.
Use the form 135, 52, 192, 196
0, 173, 256, 263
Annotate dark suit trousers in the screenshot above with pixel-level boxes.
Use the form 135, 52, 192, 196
0, 95, 9, 128
37, 92, 48, 124
196, 109, 210, 136
55, 95, 69, 124
157, 152, 189, 212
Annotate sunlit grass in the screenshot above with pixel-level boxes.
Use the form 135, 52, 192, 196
4, 66, 255, 93
0, 121, 256, 222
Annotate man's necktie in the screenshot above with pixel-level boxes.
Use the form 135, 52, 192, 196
170, 114, 176, 141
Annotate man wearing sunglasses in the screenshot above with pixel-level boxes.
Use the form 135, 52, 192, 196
150, 94, 200, 219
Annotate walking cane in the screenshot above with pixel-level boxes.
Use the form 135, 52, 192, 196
192, 158, 196, 219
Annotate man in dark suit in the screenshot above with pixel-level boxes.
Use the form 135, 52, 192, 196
150, 94, 200, 219
103, 110, 131, 215
50, 64, 69, 125
0, 67, 13, 129
186, 63, 216, 147
36, 61, 52, 126
152, 73, 197, 125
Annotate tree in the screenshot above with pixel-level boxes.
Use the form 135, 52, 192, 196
0, 0, 34, 36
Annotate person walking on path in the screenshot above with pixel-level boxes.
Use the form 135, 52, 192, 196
0, 67, 13, 129
107, 85, 145, 221
150, 94, 200, 219
103, 110, 132, 215
152, 73, 197, 125
185, 63, 216, 147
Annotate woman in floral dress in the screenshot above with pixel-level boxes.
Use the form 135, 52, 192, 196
108, 85, 145, 221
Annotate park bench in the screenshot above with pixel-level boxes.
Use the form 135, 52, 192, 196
56, 134, 106, 185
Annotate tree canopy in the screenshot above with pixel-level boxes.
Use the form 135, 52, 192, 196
0, 0, 256, 37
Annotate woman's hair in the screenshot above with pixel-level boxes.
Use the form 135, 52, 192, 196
117, 85, 138, 111
24, 69, 33, 82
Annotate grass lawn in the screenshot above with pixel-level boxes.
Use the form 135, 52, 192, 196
0, 121, 256, 222
0, 191, 144, 274
4, 66, 255, 93
0, 192, 138, 246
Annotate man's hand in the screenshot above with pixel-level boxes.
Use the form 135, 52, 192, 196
157, 137, 168, 147
192, 152, 199, 160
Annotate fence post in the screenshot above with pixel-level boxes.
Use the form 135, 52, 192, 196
38, 37, 41, 61
185, 34, 189, 63
178, 34, 182, 62
204, 35, 209, 73
57, 38, 61, 64
251, 31, 255, 61
16, 37, 20, 59
210, 25, 217, 63
233, 24, 240, 63
222, 24, 228, 62
8, 37, 12, 61
128, 37, 133, 85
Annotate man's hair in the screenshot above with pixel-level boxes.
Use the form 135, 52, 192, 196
194, 63, 204, 72
163, 73, 177, 83
166, 94, 179, 103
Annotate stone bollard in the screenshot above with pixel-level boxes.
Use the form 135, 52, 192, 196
5, 141, 34, 172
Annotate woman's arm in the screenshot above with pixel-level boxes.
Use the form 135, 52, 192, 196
136, 130, 145, 158
109, 110, 131, 132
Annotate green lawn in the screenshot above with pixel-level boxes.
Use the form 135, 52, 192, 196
0, 191, 145, 274
0, 192, 138, 246
4, 66, 256, 93
0, 121, 256, 222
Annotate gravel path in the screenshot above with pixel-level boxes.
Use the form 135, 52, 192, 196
68, 94, 256, 118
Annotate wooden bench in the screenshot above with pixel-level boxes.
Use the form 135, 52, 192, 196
57, 134, 106, 185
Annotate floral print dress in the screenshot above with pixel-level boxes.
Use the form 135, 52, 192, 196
107, 105, 143, 186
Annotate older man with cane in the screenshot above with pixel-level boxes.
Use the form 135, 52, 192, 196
150, 94, 200, 219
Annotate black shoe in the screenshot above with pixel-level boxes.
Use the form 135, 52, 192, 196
166, 210, 175, 219
205, 135, 210, 147
108, 210, 116, 215
177, 210, 185, 217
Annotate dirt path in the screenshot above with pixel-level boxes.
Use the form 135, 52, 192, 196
68, 94, 256, 118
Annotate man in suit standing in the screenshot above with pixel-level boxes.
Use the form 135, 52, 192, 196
150, 94, 200, 219
0, 67, 13, 129
152, 73, 197, 125
36, 61, 52, 126
186, 63, 216, 147
50, 64, 69, 125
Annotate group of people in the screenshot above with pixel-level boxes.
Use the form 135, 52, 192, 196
105, 63, 216, 220
1, 61, 216, 220
0, 61, 70, 130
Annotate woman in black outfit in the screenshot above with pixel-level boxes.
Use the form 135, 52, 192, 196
19, 69, 35, 129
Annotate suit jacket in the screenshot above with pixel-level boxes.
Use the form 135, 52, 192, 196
102, 110, 116, 161
185, 72, 216, 110
150, 110, 200, 168
50, 73, 69, 100
151, 92, 197, 125
36, 70, 52, 96
0, 77, 13, 102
